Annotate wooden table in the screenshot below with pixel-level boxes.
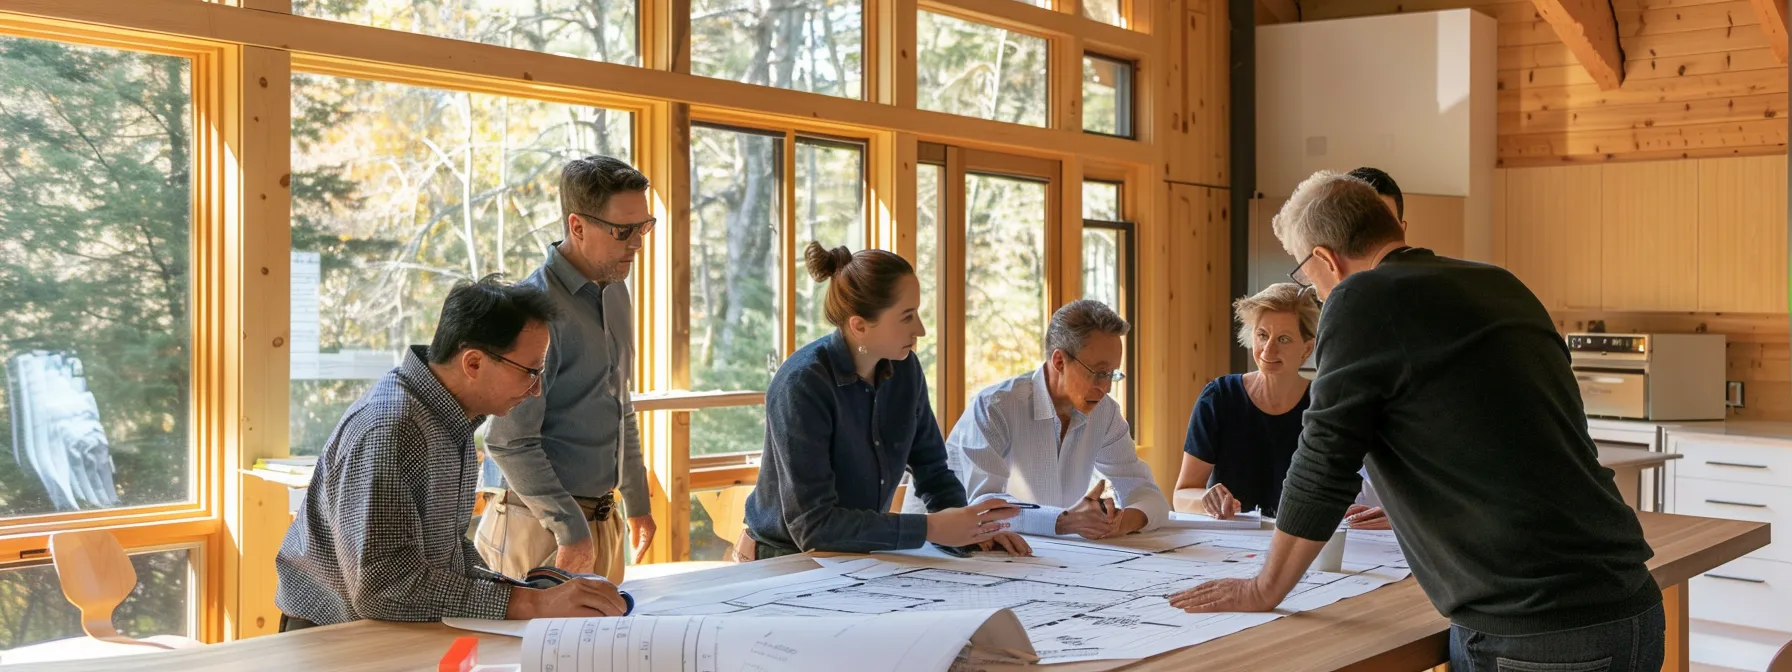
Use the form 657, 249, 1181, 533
19, 513, 1765, 672
1171, 448, 1681, 514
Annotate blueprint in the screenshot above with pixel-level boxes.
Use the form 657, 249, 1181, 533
636, 528, 1411, 665
516, 608, 1033, 672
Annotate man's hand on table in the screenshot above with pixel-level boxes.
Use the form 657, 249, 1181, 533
1166, 577, 1288, 613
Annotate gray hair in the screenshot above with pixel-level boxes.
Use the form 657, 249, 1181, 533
1271, 170, 1405, 259
1234, 283, 1319, 348
560, 155, 650, 234
1045, 299, 1131, 358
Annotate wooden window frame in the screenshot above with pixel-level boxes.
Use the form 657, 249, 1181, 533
0, 0, 1172, 636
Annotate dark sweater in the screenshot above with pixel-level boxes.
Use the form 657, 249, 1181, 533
1276, 247, 1659, 636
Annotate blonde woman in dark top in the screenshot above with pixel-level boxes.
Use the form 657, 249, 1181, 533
1176, 283, 1388, 528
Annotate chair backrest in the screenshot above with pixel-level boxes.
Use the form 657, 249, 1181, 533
694, 486, 753, 546
1769, 640, 1792, 672
48, 529, 136, 641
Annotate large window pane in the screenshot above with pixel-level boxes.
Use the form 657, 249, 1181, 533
1083, 54, 1133, 137
914, 163, 942, 403
916, 13, 1048, 127
691, 0, 862, 98
1082, 224, 1131, 421
795, 140, 866, 346
0, 37, 193, 518
0, 548, 191, 650
295, 0, 638, 66
964, 174, 1047, 396
290, 74, 632, 454
690, 126, 782, 457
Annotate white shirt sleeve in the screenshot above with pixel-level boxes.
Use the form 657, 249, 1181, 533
1094, 417, 1171, 532
945, 396, 1064, 536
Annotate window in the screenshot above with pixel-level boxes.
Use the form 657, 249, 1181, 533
0, 547, 193, 650
914, 162, 943, 409
1082, 180, 1134, 422
294, 0, 638, 66
691, 0, 863, 98
689, 125, 781, 457
794, 138, 867, 346
289, 73, 633, 454
916, 13, 1048, 128
0, 36, 195, 518
964, 174, 1048, 396
1082, 0, 1126, 28
1082, 54, 1133, 138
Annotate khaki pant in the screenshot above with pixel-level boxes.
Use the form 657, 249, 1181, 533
475, 491, 628, 584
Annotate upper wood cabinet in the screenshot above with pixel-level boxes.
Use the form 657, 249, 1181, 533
1501, 154, 1789, 315
1504, 165, 1603, 311
1601, 161, 1700, 312
1402, 195, 1466, 259
1698, 155, 1789, 314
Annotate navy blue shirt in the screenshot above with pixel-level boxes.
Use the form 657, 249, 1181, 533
745, 331, 967, 555
1181, 374, 1309, 516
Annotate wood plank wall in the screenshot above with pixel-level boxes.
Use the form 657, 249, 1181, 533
1299, 0, 1790, 166
1149, 0, 1234, 489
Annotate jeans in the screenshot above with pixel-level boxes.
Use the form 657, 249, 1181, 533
1450, 603, 1665, 672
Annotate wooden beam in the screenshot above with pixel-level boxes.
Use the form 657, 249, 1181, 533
1751, 0, 1790, 64
1529, 0, 1626, 90
0, 0, 1157, 167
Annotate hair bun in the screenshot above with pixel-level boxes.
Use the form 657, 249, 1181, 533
803, 242, 855, 282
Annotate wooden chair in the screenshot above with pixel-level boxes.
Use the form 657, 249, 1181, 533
0, 530, 202, 665
49, 529, 202, 650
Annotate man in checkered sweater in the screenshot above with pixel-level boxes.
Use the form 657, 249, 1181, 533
274, 276, 629, 629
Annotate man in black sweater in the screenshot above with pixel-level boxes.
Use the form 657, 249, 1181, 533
1169, 170, 1663, 670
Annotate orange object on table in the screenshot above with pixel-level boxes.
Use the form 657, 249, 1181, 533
439, 636, 480, 672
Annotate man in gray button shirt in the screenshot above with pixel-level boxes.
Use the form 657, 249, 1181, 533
476, 155, 655, 584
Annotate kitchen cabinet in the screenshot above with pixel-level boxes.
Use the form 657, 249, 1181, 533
1502, 154, 1789, 314
1503, 165, 1603, 310
1666, 429, 1792, 634
1698, 155, 1788, 314
1600, 161, 1701, 312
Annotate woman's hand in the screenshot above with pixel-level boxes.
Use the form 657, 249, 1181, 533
978, 531, 1033, 556
926, 499, 1021, 547
1202, 484, 1242, 519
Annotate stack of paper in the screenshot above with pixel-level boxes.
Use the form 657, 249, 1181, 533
1160, 510, 1264, 530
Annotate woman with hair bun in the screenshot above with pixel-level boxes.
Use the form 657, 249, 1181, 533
735, 243, 1032, 560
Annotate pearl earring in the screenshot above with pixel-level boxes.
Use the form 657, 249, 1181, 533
856, 345, 868, 354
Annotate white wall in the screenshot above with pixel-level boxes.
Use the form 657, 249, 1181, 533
1255, 9, 1496, 201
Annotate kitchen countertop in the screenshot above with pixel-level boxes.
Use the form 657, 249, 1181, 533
1585, 417, 1792, 443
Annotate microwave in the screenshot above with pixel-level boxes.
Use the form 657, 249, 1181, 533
1567, 333, 1726, 421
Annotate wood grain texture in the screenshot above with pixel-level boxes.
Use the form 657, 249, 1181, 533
1531, 0, 1627, 89
1598, 159, 1701, 311
1503, 164, 1604, 309
20, 513, 1765, 672
1294, 0, 1789, 164
1697, 153, 1789, 313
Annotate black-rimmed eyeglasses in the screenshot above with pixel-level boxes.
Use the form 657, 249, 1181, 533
484, 349, 543, 391
575, 212, 657, 242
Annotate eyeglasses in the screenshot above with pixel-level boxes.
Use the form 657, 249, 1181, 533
1066, 352, 1126, 384
1289, 250, 1316, 296
483, 349, 543, 392
575, 212, 657, 242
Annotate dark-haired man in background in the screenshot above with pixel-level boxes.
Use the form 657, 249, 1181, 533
477, 156, 657, 583
275, 276, 629, 629
1347, 166, 1405, 230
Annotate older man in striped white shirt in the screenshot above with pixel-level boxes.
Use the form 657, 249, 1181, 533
910, 300, 1169, 539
